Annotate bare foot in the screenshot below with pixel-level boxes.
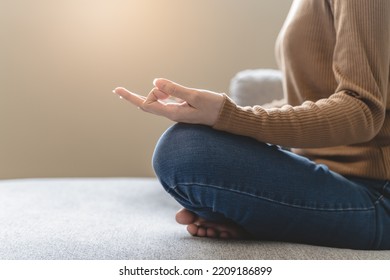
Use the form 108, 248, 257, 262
175, 208, 251, 239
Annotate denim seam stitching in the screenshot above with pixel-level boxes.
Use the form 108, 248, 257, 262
175, 182, 376, 212
371, 181, 390, 249
380, 181, 390, 198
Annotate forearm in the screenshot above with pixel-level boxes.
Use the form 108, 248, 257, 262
213, 92, 385, 149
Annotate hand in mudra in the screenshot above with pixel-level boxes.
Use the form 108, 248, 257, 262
114, 78, 225, 126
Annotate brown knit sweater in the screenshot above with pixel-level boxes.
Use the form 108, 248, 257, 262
213, 0, 390, 180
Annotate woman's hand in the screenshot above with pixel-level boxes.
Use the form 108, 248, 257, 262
113, 78, 225, 126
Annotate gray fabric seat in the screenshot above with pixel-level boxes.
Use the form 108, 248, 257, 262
1, 178, 389, 260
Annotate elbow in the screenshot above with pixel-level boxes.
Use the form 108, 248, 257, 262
357, 104, 385, 143
342, 88, 386, 143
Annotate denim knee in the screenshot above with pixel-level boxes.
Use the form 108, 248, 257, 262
152, 123, 211, 188
152, 124, 177, 185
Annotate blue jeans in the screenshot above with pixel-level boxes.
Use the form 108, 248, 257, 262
152, 123, 390, 250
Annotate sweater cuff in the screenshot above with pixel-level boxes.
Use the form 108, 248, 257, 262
212, 94, 237, 131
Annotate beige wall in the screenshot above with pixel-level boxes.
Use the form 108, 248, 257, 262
0, 0, 292, 179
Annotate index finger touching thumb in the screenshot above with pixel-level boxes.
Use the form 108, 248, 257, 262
153, 78, 193, 101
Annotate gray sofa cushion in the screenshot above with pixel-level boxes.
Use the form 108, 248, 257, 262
229, 69, 285, 107
0, 178, 389, 260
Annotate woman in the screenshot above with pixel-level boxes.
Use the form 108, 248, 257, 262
114, 0, 390, 249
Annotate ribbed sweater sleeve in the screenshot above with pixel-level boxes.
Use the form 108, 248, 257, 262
213, 0, 390, 149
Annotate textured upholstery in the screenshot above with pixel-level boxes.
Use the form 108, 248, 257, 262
0, 178, 389, 260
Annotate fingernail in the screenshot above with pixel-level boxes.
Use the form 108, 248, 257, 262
153, 78, 159, 86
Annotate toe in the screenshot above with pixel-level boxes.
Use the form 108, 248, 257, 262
176, 208, 197, 225
187, 224, 199, 236
219, 231, 231, 239
197, 226, 207, 237
206, 227, 218, 238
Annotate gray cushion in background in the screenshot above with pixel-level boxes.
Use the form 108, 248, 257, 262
229, 69, 284, 107
0, 178, 389, 260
